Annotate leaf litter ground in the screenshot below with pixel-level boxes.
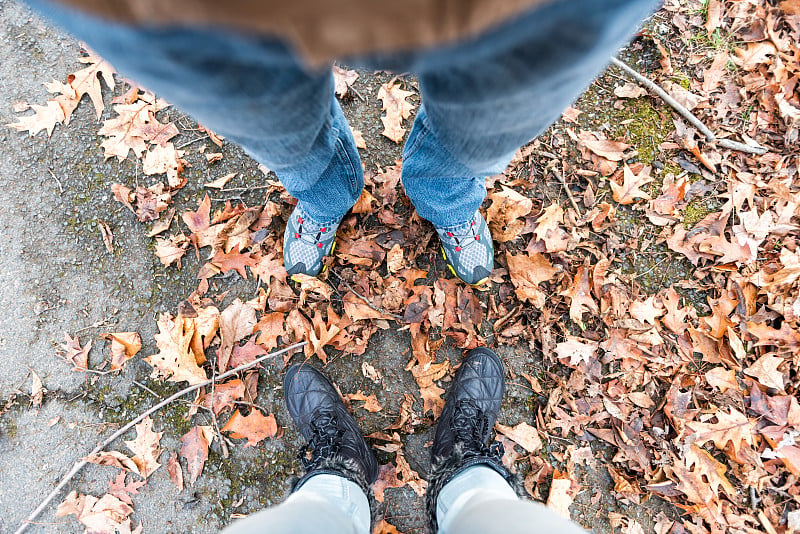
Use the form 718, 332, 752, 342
4, 1, 800, 532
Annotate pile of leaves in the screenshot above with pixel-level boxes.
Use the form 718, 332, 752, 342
8, 0, 800, 532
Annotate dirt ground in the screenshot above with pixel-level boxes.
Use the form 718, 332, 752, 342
0, 1, 685, 532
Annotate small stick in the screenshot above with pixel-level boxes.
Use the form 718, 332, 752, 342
552, 168, 583, 217
609, 57, 767, 155
175, 135, 209, 150
329, 270, 403, 321
47, 169, 63, 194
14, 341, 307, 534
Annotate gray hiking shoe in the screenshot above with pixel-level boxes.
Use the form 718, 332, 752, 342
283, 205, 341, 278
436, 210, 494, 286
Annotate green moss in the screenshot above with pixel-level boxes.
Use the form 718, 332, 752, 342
1, 414, 18, 439
605, 98, 672, 166
683, 197, 718, 228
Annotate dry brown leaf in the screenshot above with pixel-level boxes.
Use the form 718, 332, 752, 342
495, 422, 543, 453
546, 471, 579, 518
611, 165, 653, 205
486, 186, 533, 242
554, 336, 599, 367
218, 298, 259, 372
743, 354, 785, 391
59, 333, 92, 370
108, 472, 145, 506
167, 452, 183, 491
155, 234, 190, 268
180, 425, 213, 485
344, 390, 383, 413
102, 332, 142, 371
506, 252, 559, 306
146, 313, 208, 385
377, 82, 416, 143
123, 416, 163, 478
204, 172, 236, 189
221, 409, 278, 446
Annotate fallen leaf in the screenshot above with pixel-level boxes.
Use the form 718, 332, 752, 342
495, 422, 543, 453
486, 186, 533, 242
124, 416, 163, 478
546, 471, 579, 518
146, 313, 208, 385
108, 472, 145, 506
344, 391, 383, 413
101, 332, 142, 370
59, 333, 92, 370
180, 425, 214, 485
204, 172, 236, 189
167, 452, 183, 491
611, 164, 653, 205
506, 252, 559, 306
221, 409, 278, 447
377, 82, 416, 143
743, 354, 785, 391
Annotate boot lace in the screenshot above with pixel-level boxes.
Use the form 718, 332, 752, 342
452, 399, 504, 460
291, 215, 330, 247
439, 218, 482, 253
298, 411, 344, 470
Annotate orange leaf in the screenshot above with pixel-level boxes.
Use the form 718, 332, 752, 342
221, 409, 278, 447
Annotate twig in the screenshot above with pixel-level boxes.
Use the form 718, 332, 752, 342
175, 135, 209, 150
610, 57, 767, 155
328, 270, 403, 321
208, 367, 229, 458
47, 169, 63, 194
212, 185, 272, 192
14, 341, 307, 534
552, 168, 583, 217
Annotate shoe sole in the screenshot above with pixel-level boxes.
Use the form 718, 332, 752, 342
441, 247, 490, 287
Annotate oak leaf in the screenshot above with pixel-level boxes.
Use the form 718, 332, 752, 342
555, 336, 599, 367
546, 471, 579, 518
743, 354, 785, 391
506, 252, 559, 306
253, 312, 286, 351
218, 298, 259, 372
486, 186, 533, 242
344, 390, 383, 413
495, 422, 543, 453
108, 472, 145, 506
146, 313, 208, 385
57, 491, 134, 534
560, 266, 598, 327
124, 416, 163, 479
180, 425, 214, 485
221, 409, 278, 447
611, 165, 653, 205
59, 333, 92, 370
377, 82, 416, 143
685, 408, 754, 458
101, 332, 142, 370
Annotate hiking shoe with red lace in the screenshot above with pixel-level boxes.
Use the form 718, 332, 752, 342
435, 211, 494, 286
283, 205, 341, 278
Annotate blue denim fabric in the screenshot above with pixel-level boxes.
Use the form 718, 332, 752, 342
29, 0, 657, 227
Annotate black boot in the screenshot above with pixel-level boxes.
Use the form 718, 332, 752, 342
426, 347, 518, 532
283, 363, 379, 494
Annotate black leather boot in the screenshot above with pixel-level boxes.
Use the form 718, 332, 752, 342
283, 363, 379, 494
426, 347, 518, 532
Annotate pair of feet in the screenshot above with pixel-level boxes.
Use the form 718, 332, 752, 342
283, 347, 510, 529
283, 205, 495, 286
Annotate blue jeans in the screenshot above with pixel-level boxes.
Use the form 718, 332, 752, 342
31, 0, 657, 227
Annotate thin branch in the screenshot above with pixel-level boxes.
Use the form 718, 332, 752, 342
14, 341, 307, 534
175, 135, 209, 150
610, 57, 768, 155
328, 270, 403, 321
552, 168, 583, 217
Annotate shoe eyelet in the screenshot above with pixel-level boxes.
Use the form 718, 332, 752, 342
455, 246, 461, 252
298, 216, 304, 224
447, 231, 453, 237
321, 227, 327, 232
317, 243, 323, 248
475, 235, 481, 241
294, 233, 300, 239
